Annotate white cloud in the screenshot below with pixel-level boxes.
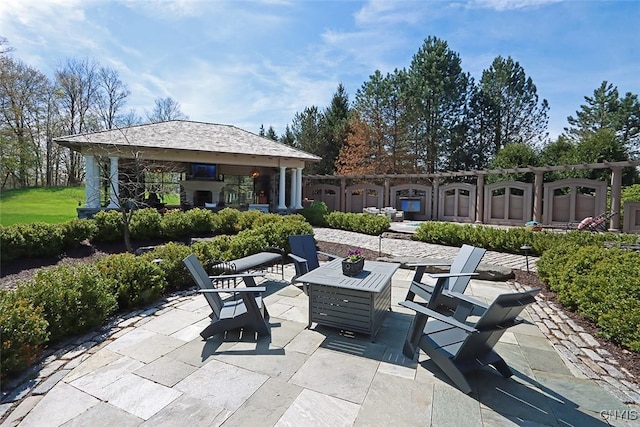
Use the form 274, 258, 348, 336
468, 0, 562, 11
355, 0, 427, 26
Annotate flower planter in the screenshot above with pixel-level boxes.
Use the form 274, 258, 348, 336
342, 257, 364, 276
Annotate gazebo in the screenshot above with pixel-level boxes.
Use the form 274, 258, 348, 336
54, 120, 320, 217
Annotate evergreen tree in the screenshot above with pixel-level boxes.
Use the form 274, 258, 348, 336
265, 125, 278, 141
405, 36, 473, 173
470, 56, 549, 157
291, 106, 324, 173
318, 84, 350, 175
564, 81, 640, 157
279, 124, 296, 147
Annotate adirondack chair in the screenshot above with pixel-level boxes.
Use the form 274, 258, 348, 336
288, 234, 340, 281
400, 288, 540, 394
405, 244, 486, 312
183, 254, 270, 340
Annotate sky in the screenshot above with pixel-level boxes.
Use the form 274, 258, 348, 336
1, 0, 638, 141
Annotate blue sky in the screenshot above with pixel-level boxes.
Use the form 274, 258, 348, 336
1, 0, 638, 141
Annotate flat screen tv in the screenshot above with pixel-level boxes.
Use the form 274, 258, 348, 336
191, 163, 217, 180
400, 199, 421, 212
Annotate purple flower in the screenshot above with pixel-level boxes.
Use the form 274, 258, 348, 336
346, 249, 363, 262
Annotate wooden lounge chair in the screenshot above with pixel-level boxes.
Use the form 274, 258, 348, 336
405, 244, 486, 312
183, 254, 270, 340
400, 288, 540, 394
288, 234, 340, 281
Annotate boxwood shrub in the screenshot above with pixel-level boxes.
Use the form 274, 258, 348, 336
413, 221, 639, 255
61, 218, 97, 248
183, 208, 215, 236
14, 264, 117, 343
325, 211, 390, 236
130, 208, 163, 241
95, 253, 167, 309
93, 209, 124, 242
160, 209, 192, 239
0, 222, 64, 262
0, 290, 49, 378
537, 242, 640, 351
140, 242, 193, 291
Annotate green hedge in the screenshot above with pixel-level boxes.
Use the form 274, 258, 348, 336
413, 221, 639, 255
0, 212, 316, 378
14, 264, 118, 343
537, 242, 640, 352
325, 211, 390, 235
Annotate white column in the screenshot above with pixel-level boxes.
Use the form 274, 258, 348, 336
84, 155, 100, 208
289, 168, 297, 209
278, 166, 287, 210
107, 156, 120, 209
294, 167, 303, 209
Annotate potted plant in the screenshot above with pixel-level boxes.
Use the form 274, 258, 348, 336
342, 249, 364, 276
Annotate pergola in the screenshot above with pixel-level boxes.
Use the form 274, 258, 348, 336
54, 120, 320, 215
303, 160, 640, 231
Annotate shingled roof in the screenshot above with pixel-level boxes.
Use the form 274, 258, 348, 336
54, 120, 320, 162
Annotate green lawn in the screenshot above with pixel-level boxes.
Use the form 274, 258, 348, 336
0, 186, 86, 226
0, 187, 182, 226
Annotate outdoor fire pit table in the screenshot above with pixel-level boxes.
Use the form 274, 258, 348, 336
293, 258, 400, 341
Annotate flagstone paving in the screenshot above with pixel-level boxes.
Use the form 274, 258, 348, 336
1, 229, 639, 426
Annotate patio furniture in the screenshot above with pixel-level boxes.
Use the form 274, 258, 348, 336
405, 244, 485, 312
288, 234, 340, 281
183, 254, 270, 339
209, 249, 285, 279
292, 258, 400, 341
400, 288, 540, 394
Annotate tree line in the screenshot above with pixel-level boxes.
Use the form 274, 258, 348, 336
0, 37, 188, 189
276, 37, 639, 184
2, 35, 639, 190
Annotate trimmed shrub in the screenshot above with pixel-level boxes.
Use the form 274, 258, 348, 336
61, 218, 97, 248
0, 290, 49, 378
325, 212, 390, 235
95, 253, 167, 309
0, 225, 26, 262
160, 209, 191, 239
237, 210, 265, 230
93, 209, 124, 242
300, 201, 328, 226
253, 217, 314, 251
15, 264, 117, 343
130, 208, 162, 241
183, 208, 214, 236
140, 242, 193, 291
191, 236, 234, 271
537, 242, 640, 352
211, 208, 241, 235
227, 229, 269, 258
413, 221, 638, 256
6, 223, 65, 259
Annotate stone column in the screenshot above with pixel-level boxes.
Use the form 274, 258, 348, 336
432, 178, 440, 220
294, 167, 303, 209
533, 171, 543, 223
278, 166, 287, 210
107, 156, 120, 209
610, 166, 622, 231
475, 174, 484, 224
